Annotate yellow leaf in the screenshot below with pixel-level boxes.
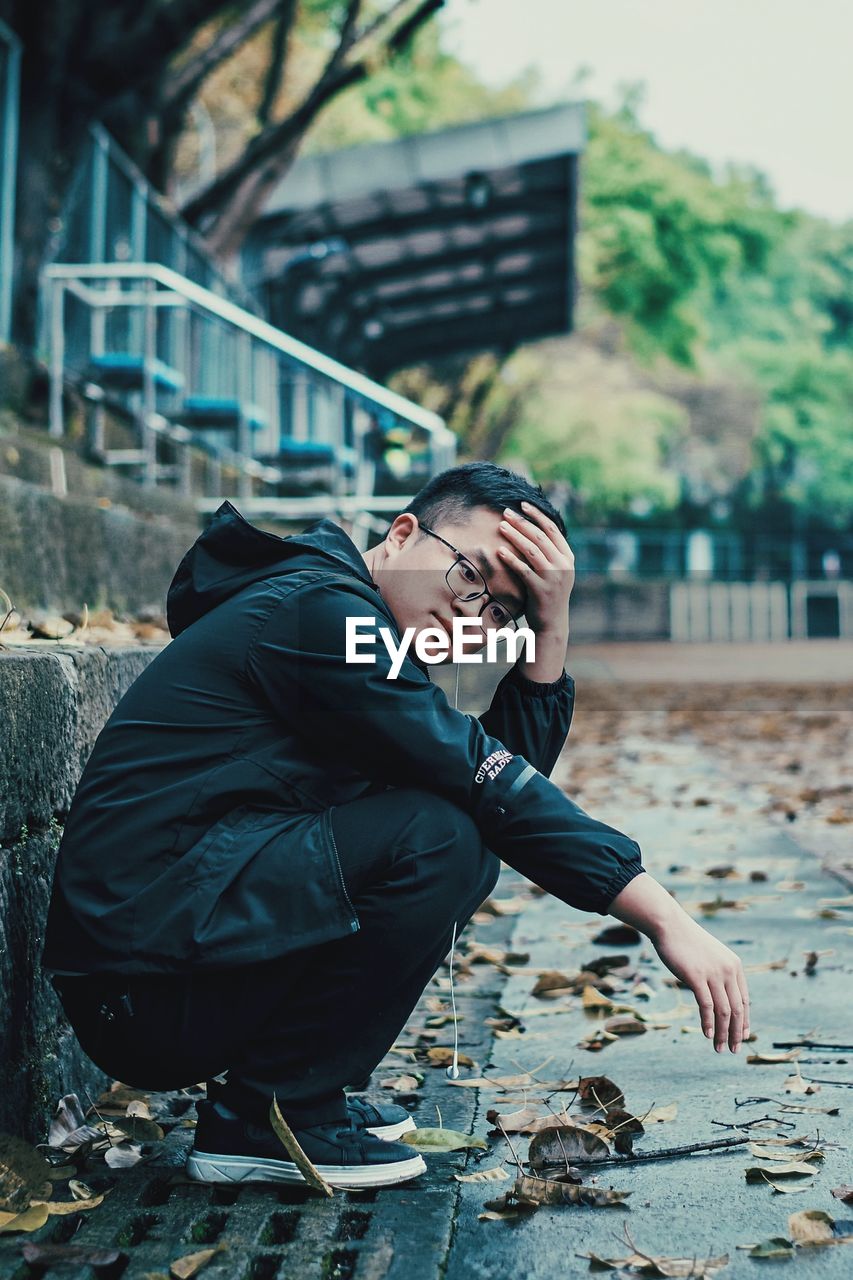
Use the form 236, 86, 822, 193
169, 1245, 225, 1278
0, 1202, 50, 1233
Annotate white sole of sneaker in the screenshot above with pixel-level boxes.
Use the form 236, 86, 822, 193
185, 1149, 426, 1189
365, 1116, 417, 1141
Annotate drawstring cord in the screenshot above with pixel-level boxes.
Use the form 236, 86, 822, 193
446, 661, 462, 1081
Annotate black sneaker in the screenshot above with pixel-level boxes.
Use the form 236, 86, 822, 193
186, 1101, 426, 1189
345, 1094, 417, 1142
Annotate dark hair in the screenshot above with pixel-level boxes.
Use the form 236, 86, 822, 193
398, 461, 567, 538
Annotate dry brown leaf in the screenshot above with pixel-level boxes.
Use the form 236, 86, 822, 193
170, 1245, 225, 1278
783, 1069, 820, 1095
270, 1097, 333, 1197
0, 1201, 50, 1234
581, 1249, 729, 1276
746, 1048, 802, 1064
577, 1076, 625, 1110
425, 1047, 475, 1068
532, 971, 576, 997
454, 1167, 510, 1184
513, 1173, 628, 1208
745, 1162, 818, 1181
529, 1124, 611, 1169
380, 1074, 422, 1091
788, 1209, 835, 1244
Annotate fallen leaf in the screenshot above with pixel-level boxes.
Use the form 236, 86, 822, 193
112, 1116, 164, 1143
37, 1193, 106, 1214
400, 1128, 487, 1152
170, 1245, 225, 1278
788, 1208, 835, 1244
748, 1143, 823, 1162
779, 1102, 839, 1115
577, 1076, 625, 1110
746, 1049, 802, 1064
745, 1162, 818, 1181
529, 1125, 611, 1169
486, 1106, 546, 1133
642, 1104, 678, 1124
104, 1142, 144, 1169
748, 1237, 794, 1258
0, 1202, 50, 1233
125, 1101, 153, 1120
47, 1095, 104, 1153
270, 1097, 333, 1197
604, 1017, 647, 1037
582, 1249, 728, 1276
533, 971, 576, 997
380, 1074, 422, 1091
425, 1048, 475, 1069
592, 924, 641, 946
831, 1185, 853, 1205
69, 1179, 96, 1200
783, 1069, 820, 1095
511, 1173, 629, 1208
478, 895, 529, 916
454, 1167, 510, 1184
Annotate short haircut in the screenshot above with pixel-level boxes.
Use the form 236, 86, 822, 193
399, 461, 567, 538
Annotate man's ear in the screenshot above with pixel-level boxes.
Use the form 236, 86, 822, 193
385, 513, 419, 556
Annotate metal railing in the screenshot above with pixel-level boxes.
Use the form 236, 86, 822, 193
45, 124, 258, 318
43, 262, 455, 503
0, 19, 21, 345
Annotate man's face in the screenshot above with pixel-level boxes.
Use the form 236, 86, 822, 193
371, 507, 527, 662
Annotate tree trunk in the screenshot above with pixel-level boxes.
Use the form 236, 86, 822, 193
10, 88, 91, 355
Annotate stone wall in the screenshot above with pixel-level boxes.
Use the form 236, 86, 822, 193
0, 647, 160, 1140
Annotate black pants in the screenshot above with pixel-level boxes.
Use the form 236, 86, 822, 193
51, 788, 500, 1127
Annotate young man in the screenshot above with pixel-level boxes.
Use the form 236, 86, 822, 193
42, 462, 749, 1190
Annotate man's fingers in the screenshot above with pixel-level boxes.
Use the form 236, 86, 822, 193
707, 980, 732, 1052
695, 985, 716, 1040
736, 967, 751, 1040
725, 976, 746, 1051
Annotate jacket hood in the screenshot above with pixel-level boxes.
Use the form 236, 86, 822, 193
167, 500, 380, 638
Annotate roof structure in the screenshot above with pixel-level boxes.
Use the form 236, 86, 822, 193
246, 103, 585, 377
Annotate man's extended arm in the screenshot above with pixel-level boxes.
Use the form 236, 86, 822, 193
609, 872, 751, 1054
247, 575, 643, 916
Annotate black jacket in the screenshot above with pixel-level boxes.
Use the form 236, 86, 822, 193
41, 502, 644, 976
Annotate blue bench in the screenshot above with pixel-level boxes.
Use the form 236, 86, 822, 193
177, 397, 268, 431
87, 353, 184, 393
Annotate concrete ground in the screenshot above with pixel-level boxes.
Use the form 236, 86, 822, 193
2, 651, 851, 1278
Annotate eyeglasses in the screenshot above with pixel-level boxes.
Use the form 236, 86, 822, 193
417, 525, 519, 632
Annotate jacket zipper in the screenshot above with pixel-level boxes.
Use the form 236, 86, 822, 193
325, 808, 359, 931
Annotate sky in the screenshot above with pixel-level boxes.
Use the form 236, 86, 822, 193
440, 0, 853, 223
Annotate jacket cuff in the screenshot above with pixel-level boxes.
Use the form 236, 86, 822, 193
506, 665, 573, 699
598, 861, 646, 916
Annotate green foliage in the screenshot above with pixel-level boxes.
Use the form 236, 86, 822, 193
500, 345, 687, 520
580, 104, 778, 367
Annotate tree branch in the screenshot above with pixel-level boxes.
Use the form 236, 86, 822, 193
256, 0, 299, 128
181, 0, 443, 229
163, 0, 289, 116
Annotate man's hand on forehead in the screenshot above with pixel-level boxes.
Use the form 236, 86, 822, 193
495, 502, 575, 636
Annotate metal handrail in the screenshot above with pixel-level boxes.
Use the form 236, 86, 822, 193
43, 262, 452, 442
